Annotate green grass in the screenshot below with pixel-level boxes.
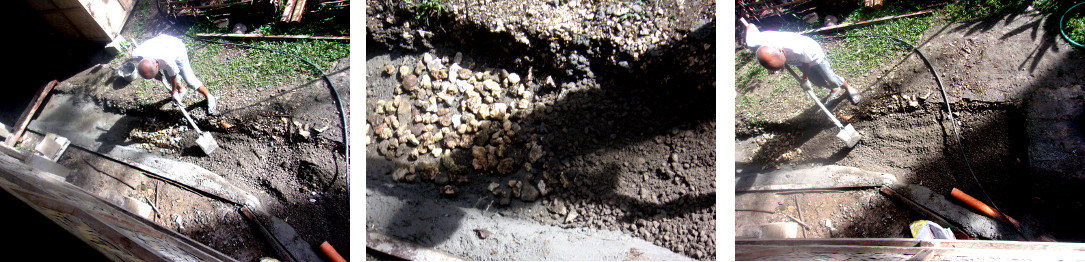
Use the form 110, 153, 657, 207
823, 4, 933, 81
1069, 13, 1085, 45
943, 0, 1032, 21
407, 0, 447, 26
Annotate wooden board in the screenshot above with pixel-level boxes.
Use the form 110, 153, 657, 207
7, 80, 56, 147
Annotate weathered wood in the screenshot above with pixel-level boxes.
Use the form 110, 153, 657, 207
7, 80, 57, 147
195, 33, 349, 41
801, 10, 935, 34
289, 0, 307, 22
281, 0, 297, 22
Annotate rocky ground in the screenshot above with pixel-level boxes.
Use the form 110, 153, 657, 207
366, 0, 716, 260
735, 9, 1085, 243
5, 2, 351, 261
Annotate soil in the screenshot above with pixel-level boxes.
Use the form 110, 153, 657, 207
4, 2, 350, 261
735, 10, 1085, 243
366, 0, 716, 260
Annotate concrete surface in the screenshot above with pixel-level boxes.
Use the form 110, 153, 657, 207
736, 165, 898, 191
366, 156, 692, 261
897, 184, 1022, 240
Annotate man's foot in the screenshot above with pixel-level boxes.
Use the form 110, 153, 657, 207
206, 95, 219, 115
823, 87, 844, 104
847, 86, 862, 104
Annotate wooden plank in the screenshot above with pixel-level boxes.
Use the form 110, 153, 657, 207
7, 80, 57, 147
289, 0, 307, 22
735, 246, 794, 260
196, 33, 349, 41
738, 238, 925, 247
281, 0, 297, 22
801, 9, 935, 34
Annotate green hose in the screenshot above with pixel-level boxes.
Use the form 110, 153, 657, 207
1061, 1, 1085, 48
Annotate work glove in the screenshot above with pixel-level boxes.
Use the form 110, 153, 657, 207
800, 79, 812, 90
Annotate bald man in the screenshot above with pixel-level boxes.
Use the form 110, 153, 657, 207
742, 19, 860, 105
133, 34, 219, 115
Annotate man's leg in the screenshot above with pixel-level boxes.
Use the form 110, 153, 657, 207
196, 86, 218, 115
814, 62, 860, 105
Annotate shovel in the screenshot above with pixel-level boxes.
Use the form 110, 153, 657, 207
785, 66, 862, 147
161, 78, 219, 155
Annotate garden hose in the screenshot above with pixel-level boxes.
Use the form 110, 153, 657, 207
190, 35, 351, 187
1061, 1, 1085, 48
811, 34, 1028, 240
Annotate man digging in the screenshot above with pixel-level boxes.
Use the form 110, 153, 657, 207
132, 34, 220, 115
741, 18, 861, 105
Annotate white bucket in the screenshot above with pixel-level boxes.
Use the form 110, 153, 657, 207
118, 60, 138, 81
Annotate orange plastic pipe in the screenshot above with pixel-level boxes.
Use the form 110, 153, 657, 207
319, 241, 346, 262
950, 188, 1020, 228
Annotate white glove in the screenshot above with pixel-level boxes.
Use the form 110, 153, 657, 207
801, 79, 812, 90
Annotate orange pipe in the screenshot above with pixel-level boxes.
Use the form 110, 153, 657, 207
950, 188, 1020, 228
319, 241, 346, 262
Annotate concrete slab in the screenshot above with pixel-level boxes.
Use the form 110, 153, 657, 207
28, 93, 261, 211
896, 184, 1021, 240
367, 157, 691, 261
736, 165, 898, 191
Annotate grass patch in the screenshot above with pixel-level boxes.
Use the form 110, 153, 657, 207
943, 0, 1032, 21
820, 3, 933, 81
177, 6, 350, 92
406, 0, 447, 26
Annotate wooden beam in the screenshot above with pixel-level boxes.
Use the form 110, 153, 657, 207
195, 33, 349, 41
7, 80, 57, 147
801, 9, 935, 34
289, 0, 307, 22
280, 0, 297, 22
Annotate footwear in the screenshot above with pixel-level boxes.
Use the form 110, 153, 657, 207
823, 88, 843, 104
847, 86, 862, 104
206, 95, 219, 115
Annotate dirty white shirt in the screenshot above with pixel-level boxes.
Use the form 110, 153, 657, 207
131, 35, 203, 88
745, 26, 827, 66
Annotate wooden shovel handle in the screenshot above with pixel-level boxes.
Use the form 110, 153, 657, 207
950, 188, 1020, 228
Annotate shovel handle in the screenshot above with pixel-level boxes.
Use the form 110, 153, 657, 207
786, 66, 845, 129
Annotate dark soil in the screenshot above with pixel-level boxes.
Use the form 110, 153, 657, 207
367, 0, 716, 260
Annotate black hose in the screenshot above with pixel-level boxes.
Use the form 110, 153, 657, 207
812, 34, 1027, 240
188, 36, 350, 185
155, 3, 350, 185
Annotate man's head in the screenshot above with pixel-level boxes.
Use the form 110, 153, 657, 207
756, 46, 786, 72
138, 58, 158, 79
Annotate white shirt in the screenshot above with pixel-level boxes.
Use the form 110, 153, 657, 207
746, 26, 827, 65
132, 35, 187, 77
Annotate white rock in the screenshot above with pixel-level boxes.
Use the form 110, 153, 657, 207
420, 75, 432, 89
449, 63, 461, 81
492, 103, 508, 120
508, 73, 521, 84
423, 52, 435, 65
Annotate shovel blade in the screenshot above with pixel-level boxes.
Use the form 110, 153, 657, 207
837, 124, 861, 148
196, 132, 219, 155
